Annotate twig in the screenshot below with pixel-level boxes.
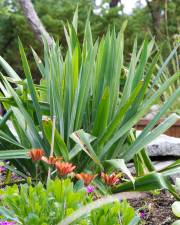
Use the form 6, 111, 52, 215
47, 115, 56, 182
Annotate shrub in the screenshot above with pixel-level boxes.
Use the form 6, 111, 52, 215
0, 11, 180, 196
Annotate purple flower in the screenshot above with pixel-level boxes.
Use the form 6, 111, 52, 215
140, 211, 145, 219
11, 174, 21, 180
0, 166, 6, 173
86, 185, 94, 193
0, 221, 16, 225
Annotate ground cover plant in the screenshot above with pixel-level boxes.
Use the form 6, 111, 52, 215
171, 178, 180, 225
0, 179, 140, 225
0, 10, 180, 199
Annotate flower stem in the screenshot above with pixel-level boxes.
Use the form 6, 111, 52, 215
47, 115, 56, 182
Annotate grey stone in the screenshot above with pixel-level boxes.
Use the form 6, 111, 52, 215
146, 134, 180, 157
153, 160, 175, 170
144, 104, 160, 120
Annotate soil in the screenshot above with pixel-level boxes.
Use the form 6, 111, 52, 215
129, 190, 176, 225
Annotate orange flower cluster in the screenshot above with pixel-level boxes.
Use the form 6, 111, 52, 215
28, 149, 62, 164
28, 149, 75, 176
75, 172, 119, 186
28, 149, 120, 185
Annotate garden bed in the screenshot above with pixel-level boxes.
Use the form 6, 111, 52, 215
0, 164, 178, 225
129, 190, 176, 225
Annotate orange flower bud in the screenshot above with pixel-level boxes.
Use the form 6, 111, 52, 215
41, 156, 62, 165
28, 149, 44, 161
101, 172, 119, 186
55, 162, 76, 176
75, 173, 97, 186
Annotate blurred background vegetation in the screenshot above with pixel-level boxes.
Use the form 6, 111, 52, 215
0, 0, 179, 80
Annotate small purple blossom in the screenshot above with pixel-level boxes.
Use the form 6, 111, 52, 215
11, 173, 21, 180
140, 210, 145, 219
86, 185, 94, 193
0, 221, 16, 225
0, 166, 6, 173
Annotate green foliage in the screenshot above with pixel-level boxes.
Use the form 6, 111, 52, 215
0, 179, 88, 224
0, 179, 139, 225
90, 200, 137, 225
172, 220, 180, 225
172, 178, 180, 225
0, 13, 180, 196
154, 43, 180, 115
1, 0, 179, 81
172, 201, 180, 218
0, 0, 126, 80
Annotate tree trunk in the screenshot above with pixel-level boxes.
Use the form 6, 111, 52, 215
110, 0, 120, 8
19, 0, 53, 46
146, 0, 162, 37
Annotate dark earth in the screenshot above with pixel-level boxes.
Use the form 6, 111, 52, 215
129, 190, 176, 225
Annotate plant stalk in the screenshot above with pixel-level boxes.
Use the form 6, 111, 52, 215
47, 115, 56, 182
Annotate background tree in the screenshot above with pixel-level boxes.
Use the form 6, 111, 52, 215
0, 0, 179, 80
19, 0, 53, 46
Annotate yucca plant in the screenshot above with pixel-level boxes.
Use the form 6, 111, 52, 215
153, 39, 180, 115
0, 10, 180, 196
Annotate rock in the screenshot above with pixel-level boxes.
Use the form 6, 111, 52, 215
144, 104, 160, 120
146, 134, 180, 157
153, 160, 175, 171
130, 132, 180, 183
